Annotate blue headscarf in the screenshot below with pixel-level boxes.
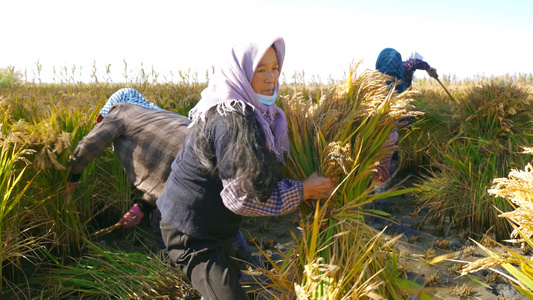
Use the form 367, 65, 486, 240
375, 48, 406, 93
99, 88, 162, 118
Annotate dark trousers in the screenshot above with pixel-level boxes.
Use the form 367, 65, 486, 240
159, 221, 248, 300
151, 209, 166, 251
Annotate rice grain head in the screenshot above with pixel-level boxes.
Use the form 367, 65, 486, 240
461, 255, 519, 275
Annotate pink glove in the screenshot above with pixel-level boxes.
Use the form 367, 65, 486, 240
119, 203, 145, 228
63, 181, 78, 196
67, 181, 78, 191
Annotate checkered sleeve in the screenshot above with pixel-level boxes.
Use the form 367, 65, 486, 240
67, 106, 125, 178
220, 178, 304, 217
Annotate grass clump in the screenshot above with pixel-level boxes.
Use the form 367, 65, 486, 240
34, 240, 199, 299
412, 81, 533, 240
0, 67, 23, 88
0, 136, 46, 292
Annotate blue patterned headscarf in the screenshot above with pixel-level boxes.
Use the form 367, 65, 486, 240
98, 88, 162, 119
375, 48, 406, 93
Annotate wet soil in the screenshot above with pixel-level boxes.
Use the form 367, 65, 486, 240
363, 191, 524, 299
236, 177, 525, 300
94, 177, 525, 299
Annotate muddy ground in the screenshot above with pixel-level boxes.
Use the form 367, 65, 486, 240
236, 176, 525, 299
100, 177, 525, 300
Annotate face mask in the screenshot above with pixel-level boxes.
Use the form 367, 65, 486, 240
256, 90, 278, 106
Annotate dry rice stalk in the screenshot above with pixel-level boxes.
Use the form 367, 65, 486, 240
4, 119, 71, 170
523, 147, 533, 154
315, 65, 422, 139
452, 283, 472, 297
321, 141, 354, 177
424, 271, 440, 286
283, 93, 317, 135
489, 163, 533, 239
0, 96, 16, 115
460, 255, 519, 275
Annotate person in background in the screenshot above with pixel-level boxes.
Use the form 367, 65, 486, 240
376, 48, 407, 93
157, 36, 337, 299
375, 48, 439, 93
66, 88, 250, 255
403, 51, 438, 89
373, 48, 439, 189
372, 48, 404, 189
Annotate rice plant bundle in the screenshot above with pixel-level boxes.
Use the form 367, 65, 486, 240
402, 87, 456, 171
489, 158, 533, 240
259, 64, 430, 299
460, 155, 533, 298
414, 81, 533, 240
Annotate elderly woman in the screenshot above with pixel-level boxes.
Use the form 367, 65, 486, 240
376, 48, 438, 93
157, 37, 337, 298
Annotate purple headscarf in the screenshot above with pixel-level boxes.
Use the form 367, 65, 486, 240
188, 37, 289, 163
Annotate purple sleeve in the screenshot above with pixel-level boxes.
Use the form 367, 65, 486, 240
220, 178, 304, 216
404, 59, 431, 72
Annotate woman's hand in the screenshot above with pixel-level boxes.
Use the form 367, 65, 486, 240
427, 67, 438, 79
302, 172, 337, 200
119, 204, 145, 228
62, 181, 78, 196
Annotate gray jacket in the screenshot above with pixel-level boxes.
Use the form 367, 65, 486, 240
68, 103, 191, 203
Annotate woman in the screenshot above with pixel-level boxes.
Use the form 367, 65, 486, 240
375, 48, 439, 93
373, 48, 405, 189
374, 48, 438, 188
67, 88, 182, 252
157, 37, 337, 299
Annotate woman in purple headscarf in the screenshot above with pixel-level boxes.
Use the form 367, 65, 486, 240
157, 37, 337, 298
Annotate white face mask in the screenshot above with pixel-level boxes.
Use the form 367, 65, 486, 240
256, 90, 278, 106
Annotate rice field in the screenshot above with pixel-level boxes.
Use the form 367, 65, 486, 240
1, 65, 533, 299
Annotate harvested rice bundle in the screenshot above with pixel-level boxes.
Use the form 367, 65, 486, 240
266, 64, 428, 300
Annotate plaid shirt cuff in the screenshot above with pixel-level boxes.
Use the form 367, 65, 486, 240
221, 178, 304, 217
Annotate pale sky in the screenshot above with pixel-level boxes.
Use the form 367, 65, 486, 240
2, 0, 532, 83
